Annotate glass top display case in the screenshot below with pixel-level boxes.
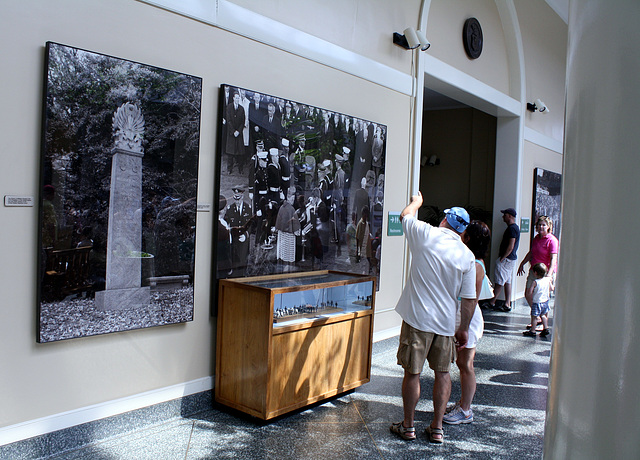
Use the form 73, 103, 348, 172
226, 271, 375, 327
216, 270, 376, 419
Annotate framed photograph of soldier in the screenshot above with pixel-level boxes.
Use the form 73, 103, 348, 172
37, 42, 202, 342
215, 84, 387, 286
532, 167, 562, 240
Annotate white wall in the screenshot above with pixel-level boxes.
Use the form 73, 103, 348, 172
227, 0, 423, 74
0, 0, 569, 444
516, 0, 567, 141
0, 0, 411, 436
428, 0, 510, 95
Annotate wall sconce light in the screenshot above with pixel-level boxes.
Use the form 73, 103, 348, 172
527, 98, 550, 114
421, 154, 440, 166
393, 27, 431, 51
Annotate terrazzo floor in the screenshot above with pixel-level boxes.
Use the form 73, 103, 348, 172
5, 299, 552, 459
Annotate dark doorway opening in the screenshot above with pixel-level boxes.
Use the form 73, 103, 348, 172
419, 87, 497, 265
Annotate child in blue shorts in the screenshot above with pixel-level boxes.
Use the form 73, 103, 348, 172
523, 263, 553, 337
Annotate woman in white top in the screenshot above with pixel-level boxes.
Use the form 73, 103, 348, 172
444, 220, 492, 425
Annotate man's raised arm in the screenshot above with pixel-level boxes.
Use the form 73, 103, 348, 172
400, 191, 423, 221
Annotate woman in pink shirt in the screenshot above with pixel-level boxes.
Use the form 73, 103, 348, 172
517, 216, 559, 289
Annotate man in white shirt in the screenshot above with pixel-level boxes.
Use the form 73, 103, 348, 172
390, 192, 477, 444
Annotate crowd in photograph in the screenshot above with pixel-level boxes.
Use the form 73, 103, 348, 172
216, 85, 387, 279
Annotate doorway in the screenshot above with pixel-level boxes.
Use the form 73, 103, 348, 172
418, 87, 496, 232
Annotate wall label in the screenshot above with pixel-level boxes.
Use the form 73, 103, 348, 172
4, 195, 34, 207
520, 217, 530, 233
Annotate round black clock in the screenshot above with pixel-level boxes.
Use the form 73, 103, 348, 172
463, 17, 483, 59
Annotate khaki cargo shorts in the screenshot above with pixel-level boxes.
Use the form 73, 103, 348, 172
396, 321, 455, 374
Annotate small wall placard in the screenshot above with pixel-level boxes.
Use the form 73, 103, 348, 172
387, 212, 403, 236
4, 195, 34, 207
520, 217, 530, 233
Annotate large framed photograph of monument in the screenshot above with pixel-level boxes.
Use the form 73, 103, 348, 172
532, 167, 562, 240
214, 84, 387, 286
37, 42, 203, 342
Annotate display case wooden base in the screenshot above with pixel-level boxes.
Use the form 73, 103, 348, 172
215, 270, 376, 420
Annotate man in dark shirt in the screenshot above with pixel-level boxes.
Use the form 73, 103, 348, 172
248, 92, 266, 154
225, 90, 246, 174
488, 208, 520, 312
262, 102, 282, 151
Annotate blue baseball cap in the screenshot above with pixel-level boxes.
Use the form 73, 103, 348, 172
444, 207, 470, 233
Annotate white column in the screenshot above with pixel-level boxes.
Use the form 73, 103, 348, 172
544, 1, 640, 458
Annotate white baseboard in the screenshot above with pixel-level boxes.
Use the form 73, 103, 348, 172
0, 376, 213, 447
3, 326, 403, 447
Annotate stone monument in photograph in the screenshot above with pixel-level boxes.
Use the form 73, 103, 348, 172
96, 102, 150, 310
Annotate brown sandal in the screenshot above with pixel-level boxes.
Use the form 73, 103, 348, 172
426, 425, 444, 444
390, 421, 416, 441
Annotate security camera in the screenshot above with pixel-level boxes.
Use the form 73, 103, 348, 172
393, 27, 431, 51
415, 29, 431, 51
403, 27, 420, 49
527, 99, 550, 114
534, 98, 549, 113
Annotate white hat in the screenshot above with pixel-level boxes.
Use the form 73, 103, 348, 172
269, 148, 279, 156
281, 138, 290, 147
257, 151, 268, 159
342, 146, 351, 154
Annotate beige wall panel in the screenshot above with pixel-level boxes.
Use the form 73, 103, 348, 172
0, 0, 410, 428
427, 0, 509, 96
515, 0, 567, 141
0, 0, 571, 436
227, 0, 423, 72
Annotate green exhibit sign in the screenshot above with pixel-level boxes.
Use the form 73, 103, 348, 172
388, 212, 403, 236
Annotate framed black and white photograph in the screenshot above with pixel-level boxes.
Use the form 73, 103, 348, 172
37, 42, 203, 342
215, 84, 387, 285
532, 167, 562, 239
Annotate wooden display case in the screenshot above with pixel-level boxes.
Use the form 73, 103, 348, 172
215, 270, 376, 420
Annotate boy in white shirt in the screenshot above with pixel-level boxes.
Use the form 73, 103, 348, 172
523, 263, 553, 337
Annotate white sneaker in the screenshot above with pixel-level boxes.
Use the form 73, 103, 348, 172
443, 406, 473, 425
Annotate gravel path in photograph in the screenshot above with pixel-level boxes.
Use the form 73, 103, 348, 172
39, 287, 194, 342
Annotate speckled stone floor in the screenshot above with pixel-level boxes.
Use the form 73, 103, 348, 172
2, 298, 552, 459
